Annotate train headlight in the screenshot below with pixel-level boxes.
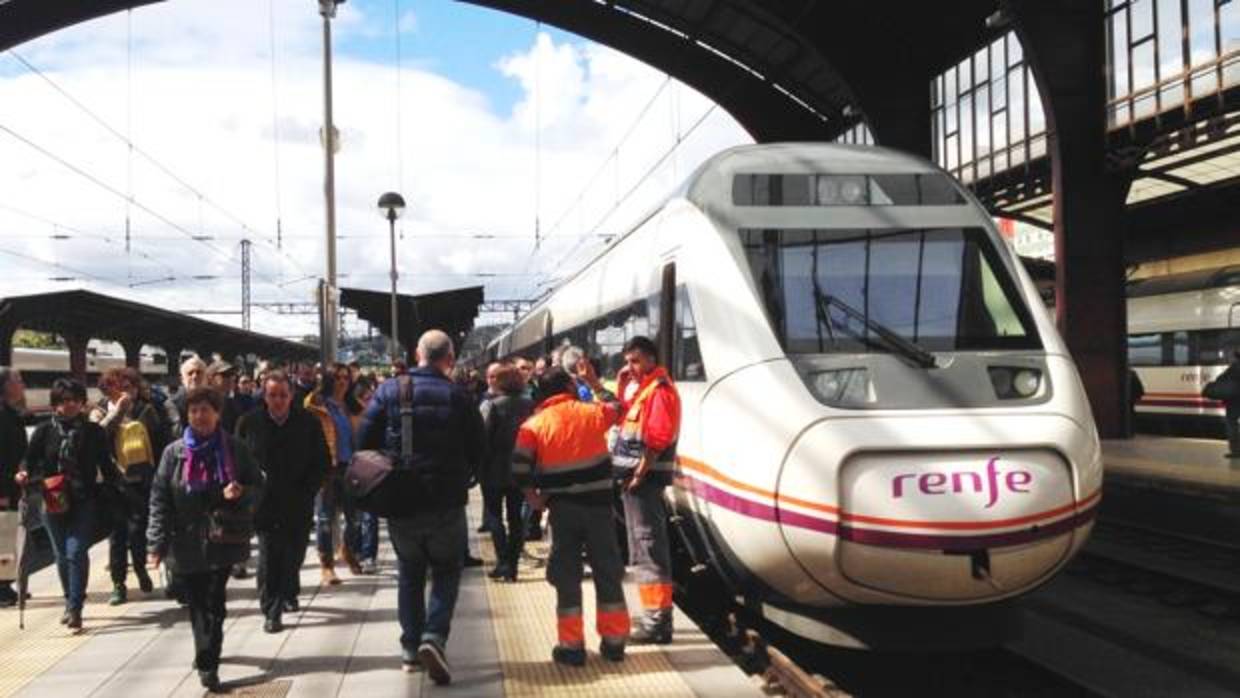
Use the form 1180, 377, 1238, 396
810, 368, 871, 406
988, 367, 1042, 399
816, 175, 868, 205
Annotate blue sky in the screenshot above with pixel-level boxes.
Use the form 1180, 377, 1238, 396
336, 0, 581, 116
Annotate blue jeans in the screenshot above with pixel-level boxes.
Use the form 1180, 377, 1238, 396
316, 467, 359, 558
388, 507, 466, 650
357, 511, 379, 560
43, 497, 96, 612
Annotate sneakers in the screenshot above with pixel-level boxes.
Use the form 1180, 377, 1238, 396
401, 647, 421, 673
417, 640, 452, 685
108, 583, 127, 606
599, 641, 626, 663
551, 645, 586, 667
360, 558, 379, 575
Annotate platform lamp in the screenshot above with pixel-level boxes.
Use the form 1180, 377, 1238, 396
378, 191, 406, 363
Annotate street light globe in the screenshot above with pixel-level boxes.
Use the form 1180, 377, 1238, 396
378, 191, 406, 221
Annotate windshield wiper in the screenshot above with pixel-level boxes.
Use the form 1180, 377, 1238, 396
813, 290, 938, 369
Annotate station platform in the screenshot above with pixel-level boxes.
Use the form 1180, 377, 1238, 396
0, 499, 761, 698
1103, 435, 1240, 495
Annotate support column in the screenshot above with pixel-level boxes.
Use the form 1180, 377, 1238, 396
64, 333, 89, 384
120, 337, 144, 370
1011, 0, 1130, 438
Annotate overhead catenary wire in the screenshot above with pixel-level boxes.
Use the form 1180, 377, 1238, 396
0, 202, 179, 278
530, 102, 720, 295
4, 48, 310, 281
0, 119, 298, 296
268, 0, 284, 253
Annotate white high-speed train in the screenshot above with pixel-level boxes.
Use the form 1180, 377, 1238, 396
488, 143, 1102, 649
1127, 266, 1240, 436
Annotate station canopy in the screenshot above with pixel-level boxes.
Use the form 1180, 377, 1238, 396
0, 289, 317, 361
340, 286, 484, 354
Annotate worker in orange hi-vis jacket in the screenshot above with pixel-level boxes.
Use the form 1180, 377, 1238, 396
512, 365, 629, 667
611, 336, 681, 645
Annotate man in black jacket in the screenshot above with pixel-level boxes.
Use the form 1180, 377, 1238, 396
234, 370, 330, 633
1218, 349, 1240, 458
358, 329, 484, 685
0, 367, 27, 607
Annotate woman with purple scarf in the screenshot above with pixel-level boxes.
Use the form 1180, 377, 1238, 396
147, 387, 263, 692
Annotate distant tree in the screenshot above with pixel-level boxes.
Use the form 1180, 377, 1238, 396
13, 330, 63, 349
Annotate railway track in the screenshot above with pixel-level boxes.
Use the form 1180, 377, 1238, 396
673, 572, 1092, 698
1006, 517, 1240, 697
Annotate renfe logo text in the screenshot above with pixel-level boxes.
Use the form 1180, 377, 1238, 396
891, 457, 1031, 509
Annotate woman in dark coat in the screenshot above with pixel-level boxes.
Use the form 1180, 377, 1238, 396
479, 361, 534, 581
18, 378, 119, 630
147, 387, 263, 692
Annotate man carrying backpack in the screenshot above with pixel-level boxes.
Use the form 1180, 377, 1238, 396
89, 368, 161, 605
357, 330, 484, 685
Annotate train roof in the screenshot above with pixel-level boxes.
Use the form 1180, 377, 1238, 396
1127, 265, 1240, 298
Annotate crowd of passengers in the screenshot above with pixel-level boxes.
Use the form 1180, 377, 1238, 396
0, 328, 682, 691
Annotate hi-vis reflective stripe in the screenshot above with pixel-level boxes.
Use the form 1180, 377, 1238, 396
638, 582, 674, 610
557, 611, 585, 646
597, 603, 631, 640
540, 453, 611, 475
539, 479, 614, 496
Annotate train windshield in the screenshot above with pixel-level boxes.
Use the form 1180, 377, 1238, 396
741, 227, 1041, 354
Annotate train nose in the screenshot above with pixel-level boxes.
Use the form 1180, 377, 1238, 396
775, 419, 1098, 603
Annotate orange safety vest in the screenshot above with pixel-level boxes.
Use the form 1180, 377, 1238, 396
612, 369, 679, 478
512, 394, 620, 497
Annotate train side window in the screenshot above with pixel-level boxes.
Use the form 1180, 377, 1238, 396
1169, 331, 1190, 366
1127, 333, 1162, 367
1193, 329, 1240, 366
675, 285, 706, 381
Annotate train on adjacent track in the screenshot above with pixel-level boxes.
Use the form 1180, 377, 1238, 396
10, 345, 167, 416
1127, 265, 1240, 437
486, 143, 1103, 649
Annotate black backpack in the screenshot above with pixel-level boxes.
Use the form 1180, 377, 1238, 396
345, 376, 445, 517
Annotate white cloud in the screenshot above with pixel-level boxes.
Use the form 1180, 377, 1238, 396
0, 0, 751, 346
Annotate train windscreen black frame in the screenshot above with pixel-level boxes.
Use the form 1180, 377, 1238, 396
741, 227, 1042, 354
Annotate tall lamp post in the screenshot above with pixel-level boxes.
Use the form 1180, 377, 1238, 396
318, 0, 344, 363
377, 192, 406, 363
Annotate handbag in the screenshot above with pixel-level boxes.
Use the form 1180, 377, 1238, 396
42, 474, 71, 515
207, 503, 254, 545
346, 375, 418, 517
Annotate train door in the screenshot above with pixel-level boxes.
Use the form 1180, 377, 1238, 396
659, 263, 676, 364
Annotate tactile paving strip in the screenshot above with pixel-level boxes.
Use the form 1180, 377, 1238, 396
478, 519, 697, 698
0, 544, 144, 697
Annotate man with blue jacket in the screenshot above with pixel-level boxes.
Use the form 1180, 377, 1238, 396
357, 329, 484, 685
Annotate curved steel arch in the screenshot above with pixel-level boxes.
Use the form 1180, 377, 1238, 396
0, 0, 999, 145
